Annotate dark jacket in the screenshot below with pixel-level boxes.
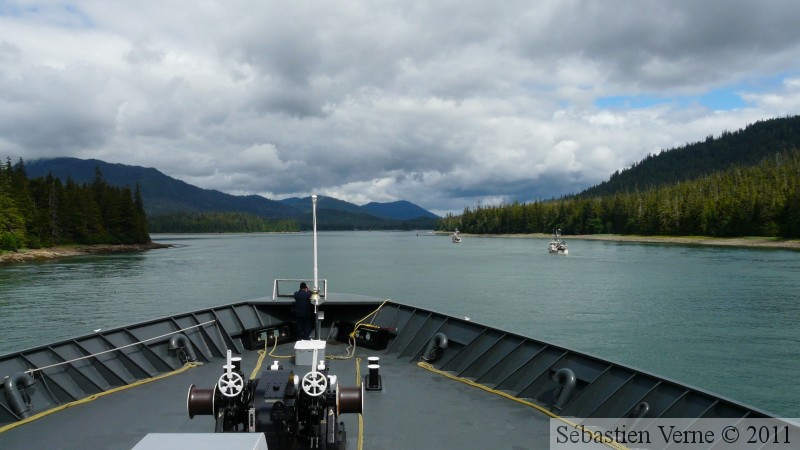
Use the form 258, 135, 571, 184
293, 289, 313, 316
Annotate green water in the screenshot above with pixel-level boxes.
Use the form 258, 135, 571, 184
1, 232, 799, 416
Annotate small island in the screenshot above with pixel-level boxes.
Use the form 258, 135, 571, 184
1, 159, 153, 262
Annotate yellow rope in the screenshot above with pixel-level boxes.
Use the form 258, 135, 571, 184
349, 299, 390, 340
416, 361, 629, 450
0, 361, 202, 434
328, 299, 391, 361
355, 357, 363, 450
250, 340, 270, 380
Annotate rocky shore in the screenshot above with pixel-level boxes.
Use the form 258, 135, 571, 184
464, 233, 800, 250
0, 242, 173, 265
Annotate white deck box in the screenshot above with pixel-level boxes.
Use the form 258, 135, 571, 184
294, 340, 326, 366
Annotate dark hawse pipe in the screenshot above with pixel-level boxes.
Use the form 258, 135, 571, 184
4, 371, 35, 419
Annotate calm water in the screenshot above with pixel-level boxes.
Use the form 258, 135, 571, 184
1, 232, 799, 417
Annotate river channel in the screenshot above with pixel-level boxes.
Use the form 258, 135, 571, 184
1, 231, 798, 417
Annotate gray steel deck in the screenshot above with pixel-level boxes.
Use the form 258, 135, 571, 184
1, 339, 551, 449
2, 295, 798, 449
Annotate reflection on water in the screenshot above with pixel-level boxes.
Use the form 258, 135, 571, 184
1, 232, 799, 416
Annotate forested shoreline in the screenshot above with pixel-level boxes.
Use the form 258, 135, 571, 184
1, 159, 150, 251
148, 211, 299, 233
437, 150, 800, 238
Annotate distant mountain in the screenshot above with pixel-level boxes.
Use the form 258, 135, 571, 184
580, 115, 800, 197
362, 200, 439, 220
280, 197, 441, 220
25, 157, 299, 218
280, 196, 366, 215
24, 157, 439, 230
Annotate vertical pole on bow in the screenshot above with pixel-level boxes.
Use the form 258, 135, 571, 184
312, 194, 319, 293
311, 195, 322, 339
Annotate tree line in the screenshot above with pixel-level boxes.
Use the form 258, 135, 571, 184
1, 158, 150, 251
148, 211, 299, 233
437, 150, 800, 238
583, 115, 800, 197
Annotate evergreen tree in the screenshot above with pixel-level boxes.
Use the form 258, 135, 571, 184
1, 159, 152, 250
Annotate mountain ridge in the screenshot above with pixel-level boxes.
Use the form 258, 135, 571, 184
579, 115, 800, 197
24, 157, 439, 229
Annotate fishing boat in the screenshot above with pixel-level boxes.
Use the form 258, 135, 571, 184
451, 229, 462, 243
2, 198, 796, 450
548, 229, 568, 255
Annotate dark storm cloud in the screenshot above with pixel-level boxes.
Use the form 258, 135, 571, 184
2, 0, 800, 214
0, 64, 116, 154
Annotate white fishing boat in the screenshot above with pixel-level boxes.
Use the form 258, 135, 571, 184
451, 229, 462, 243
548, 229, 568, 255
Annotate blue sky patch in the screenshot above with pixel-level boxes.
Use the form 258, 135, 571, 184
591, 75, 797, 111
595, 88, 749, 111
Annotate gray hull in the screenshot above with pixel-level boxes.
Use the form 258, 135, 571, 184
1, 294, 795, 449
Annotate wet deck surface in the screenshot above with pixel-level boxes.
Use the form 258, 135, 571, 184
1, 340, 552, 450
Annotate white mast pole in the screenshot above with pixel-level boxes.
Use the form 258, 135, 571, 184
311, 195, 322, 340
312, 194, 319, 293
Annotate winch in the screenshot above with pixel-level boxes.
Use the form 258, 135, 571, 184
187, 349, 363, 449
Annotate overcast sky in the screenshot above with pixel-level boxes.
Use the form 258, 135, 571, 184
2, 1, 800, 215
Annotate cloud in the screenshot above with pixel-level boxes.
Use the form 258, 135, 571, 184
2, 0, 800, 215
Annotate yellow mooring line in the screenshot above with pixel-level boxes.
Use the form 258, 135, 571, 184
416, 361, 630, 450
0, 362, 202, 434
355, 357, 364, 450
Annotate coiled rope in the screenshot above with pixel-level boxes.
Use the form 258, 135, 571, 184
327, 299, 390, 360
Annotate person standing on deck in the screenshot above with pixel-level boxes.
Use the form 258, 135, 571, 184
293, 282, 314, 340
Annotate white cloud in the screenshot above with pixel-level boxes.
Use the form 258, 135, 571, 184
2, 0, 800, 214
